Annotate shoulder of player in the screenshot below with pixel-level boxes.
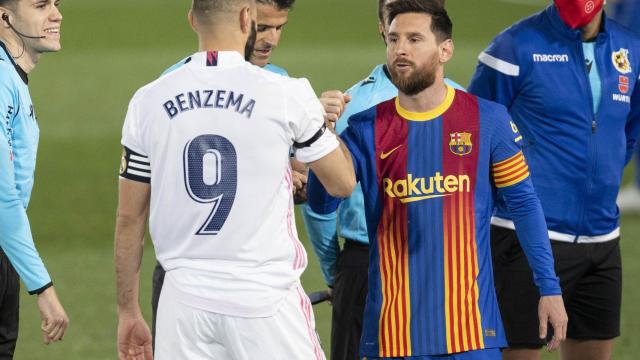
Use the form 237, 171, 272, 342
264, 63, 288, 76
0, 60, 19, 96
158, 56, 191, 77
347, 101, 381, 127
470, 94, 511, 128
346, 64, 386, 95
606, 17, 640, 47
487, 9, 547, 52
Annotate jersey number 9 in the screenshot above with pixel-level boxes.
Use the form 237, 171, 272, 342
183, 135, 237, 235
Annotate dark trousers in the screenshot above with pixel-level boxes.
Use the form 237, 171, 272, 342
0, 250, 19, 359
331, 240, 369, 360
151, 261, 165, 352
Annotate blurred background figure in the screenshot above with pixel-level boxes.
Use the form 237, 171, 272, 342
470, 1, 640, 359
611, 0, 640, 212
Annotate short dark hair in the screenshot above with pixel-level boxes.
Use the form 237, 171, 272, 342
0, 0, 15, 8
256, 0, 295, 11
192, 0, 250, 23
385, 0, 452, 41
378, 0, 445, 23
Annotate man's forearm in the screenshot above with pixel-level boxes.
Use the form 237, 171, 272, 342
301, 205, 340, 285
501, 180, 561, 296
115, 213, 146, 316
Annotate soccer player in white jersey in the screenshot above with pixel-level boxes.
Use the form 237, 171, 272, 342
148, 0, 304, 344
114, 1, 355, 359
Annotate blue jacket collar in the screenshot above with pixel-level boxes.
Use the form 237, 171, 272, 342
544, 4, 609, 42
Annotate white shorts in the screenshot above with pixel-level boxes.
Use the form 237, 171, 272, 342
155, 282, 325, 360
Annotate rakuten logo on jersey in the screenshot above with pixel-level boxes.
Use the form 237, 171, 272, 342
383, 172, 470, 204
532, 54, 570, 63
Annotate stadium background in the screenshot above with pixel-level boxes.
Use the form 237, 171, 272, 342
15, 0, 639, 358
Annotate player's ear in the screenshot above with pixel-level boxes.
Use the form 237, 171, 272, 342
378, 22, 387, 46
187, 10, 197, 33
239, 6, 251, 35
0, 8, 11, 30
439, 38, 454, 64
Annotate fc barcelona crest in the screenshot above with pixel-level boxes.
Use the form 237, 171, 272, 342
449, 132, 473, 156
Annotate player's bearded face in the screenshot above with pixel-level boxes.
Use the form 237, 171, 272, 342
389, 49, 439, 96
386, 14, 443, 96
244, 20, 258, 61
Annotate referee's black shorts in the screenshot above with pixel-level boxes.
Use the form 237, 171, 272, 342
331, 239, 369, 360
491, 225, 621, 348
0, 249, 20, 358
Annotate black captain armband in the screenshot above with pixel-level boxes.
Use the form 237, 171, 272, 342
119, 146, 151, 183
293, 123, 327, 149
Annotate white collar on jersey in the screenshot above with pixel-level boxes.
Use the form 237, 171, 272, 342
189, 50, 245, 68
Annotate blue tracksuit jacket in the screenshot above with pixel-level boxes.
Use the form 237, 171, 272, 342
469, 5, 640, 242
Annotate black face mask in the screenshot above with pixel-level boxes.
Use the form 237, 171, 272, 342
245, 20, 257, 61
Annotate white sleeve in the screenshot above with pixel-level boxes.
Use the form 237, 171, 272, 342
284, 78, 339, 163
121, 89, 149, 157
119, 89, 151, 183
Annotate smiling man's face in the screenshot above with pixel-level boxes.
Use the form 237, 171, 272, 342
3, 0, 63, 53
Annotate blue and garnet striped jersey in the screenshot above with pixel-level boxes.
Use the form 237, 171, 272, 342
317, 86, 560, 357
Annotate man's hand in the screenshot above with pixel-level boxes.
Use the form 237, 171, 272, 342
538, 294, 568, 352
117, 315, 153, 360
291, 159, 309, 204
37, 286, 69, 345
320, 90, 351, 128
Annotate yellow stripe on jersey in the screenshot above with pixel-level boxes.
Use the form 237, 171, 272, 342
493, 151, 530, 188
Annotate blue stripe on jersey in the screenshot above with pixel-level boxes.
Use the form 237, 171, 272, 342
407, 118, 447, 354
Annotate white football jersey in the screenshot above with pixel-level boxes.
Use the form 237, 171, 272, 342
120, 51, 338, 317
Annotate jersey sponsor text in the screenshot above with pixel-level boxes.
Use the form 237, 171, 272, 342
383, 172, 471, 203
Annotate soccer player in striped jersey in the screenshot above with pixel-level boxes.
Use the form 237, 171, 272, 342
303, 2, 464, 358
0, 0, 68, 356
308, 1, 567, 358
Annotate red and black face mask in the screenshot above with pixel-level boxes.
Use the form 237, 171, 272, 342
554, 0, 604, 29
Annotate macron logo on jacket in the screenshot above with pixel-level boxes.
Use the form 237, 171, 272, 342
532, 53, 570, 62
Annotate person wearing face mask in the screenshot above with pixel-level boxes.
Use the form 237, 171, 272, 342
610, 0, 640, 212
469, 1, 640, 359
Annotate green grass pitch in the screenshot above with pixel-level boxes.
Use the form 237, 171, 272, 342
13, 0, 640, 358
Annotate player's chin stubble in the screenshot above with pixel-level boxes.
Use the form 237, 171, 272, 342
390, 54, 439, 96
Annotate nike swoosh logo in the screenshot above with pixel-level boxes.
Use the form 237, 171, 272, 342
380, 145, 402, 160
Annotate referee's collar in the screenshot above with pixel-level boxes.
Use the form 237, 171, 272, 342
0, 41, 28, 85
191, 51, 245, 68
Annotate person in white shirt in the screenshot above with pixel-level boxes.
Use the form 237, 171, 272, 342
113, 1, 355, 359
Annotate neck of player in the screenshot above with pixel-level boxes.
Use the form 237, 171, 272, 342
0, 33, 40, 74
198, 34, 246, 58
398, 76, 448, 114
581, 11, 603, 42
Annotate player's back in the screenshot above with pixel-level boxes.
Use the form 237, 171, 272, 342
120, 51, 327, 316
